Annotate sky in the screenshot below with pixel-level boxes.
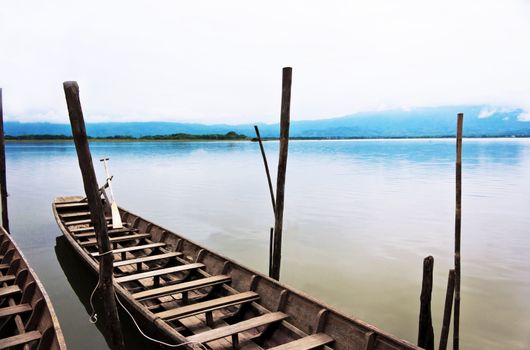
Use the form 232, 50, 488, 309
1, 0, 530, 124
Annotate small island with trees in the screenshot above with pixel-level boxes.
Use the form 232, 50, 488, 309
4, 131, 250, 142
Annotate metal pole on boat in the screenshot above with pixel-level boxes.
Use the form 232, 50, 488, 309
439, 269, 455, 350
271, 67, 292, 281
454, 113, 464, 350
63, 81, 125, 350
0, 89, 9, 232
417, 256, 434, 350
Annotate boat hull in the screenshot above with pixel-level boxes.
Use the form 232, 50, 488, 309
53, 196, 419, 350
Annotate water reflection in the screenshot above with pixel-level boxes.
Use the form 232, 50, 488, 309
5, 138, 530, 349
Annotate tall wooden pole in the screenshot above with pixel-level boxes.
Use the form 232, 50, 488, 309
417, 256, 434, 350
63, 81, 125, 350
439, 269, 456, 350
454, 113, 463, 350
0, 89, 9, 232
271, 67, 292, 281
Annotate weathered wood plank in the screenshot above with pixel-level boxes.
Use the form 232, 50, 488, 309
113, 252, 181, 268
92, 242, 166, 257
0, 285, 21, 298
269, 333, 334, 350
79, 233, 150, 247
156, 291, 259, 321
69, 223, 116, 233
65, 217, 111, 226
59, 211, 90, 218
187, 312, 288, 344
0, 330, 41, 349
115, 263, 204, 283
0, 303, 32, 317
55, 202, 88, 208
133, 275, 231, 301
76, 227, 139, 239
0, 274, 15, 283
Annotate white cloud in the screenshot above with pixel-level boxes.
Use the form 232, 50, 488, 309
478, 107, 497, 119
1, 0, 530, 124
518, 112, 530, 122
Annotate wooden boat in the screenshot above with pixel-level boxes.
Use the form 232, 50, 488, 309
53, 196, 419, 350
0, 226, 67, 349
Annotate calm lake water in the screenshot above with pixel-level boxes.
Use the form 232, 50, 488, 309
5, 139, 530, 349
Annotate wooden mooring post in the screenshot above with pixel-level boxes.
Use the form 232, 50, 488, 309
63, 81, 125, 350
454, 113, 463, 350
417, 256, 434, 350
439, 269, 456, 350
270, 67, 292, 281
0, 89, 9, 232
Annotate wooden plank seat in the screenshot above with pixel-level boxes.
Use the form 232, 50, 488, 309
0, 274, 15, 283
76, 227, 139, 239
59, 211, 90, 218
65, 217, 111, 226
133, 275, 231, 301
70, 223, 127, 233
92, 243, 166, 257
116, 263, 205, 283
80, 233, 151, 247
0, 285, 21, 298
269, 333, 334, 350
155, 291, 260, 321
0, 303, 32, 318
187, 311, 288, 345
0, 264, 10, 271
113, 252, 182, 268
55, 202, 88, 209
0, 330, 41, 349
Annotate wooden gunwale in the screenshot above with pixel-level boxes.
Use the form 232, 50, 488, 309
0, 226, 67, 349
52, 196, 420, 350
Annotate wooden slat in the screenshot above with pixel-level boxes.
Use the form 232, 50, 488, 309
92, 243, 166, 257
60, 211, 90, 218
76, 227, 139, 239
66, 217, 111, 226
0, 274, 15, 283
0, 264, 9, 270
116, 263, 204, 283
156, 291, 259, 321
55, 202, 88, 208
70, 223, 116, 233
133, 275, 231, 301
0, 285, 21, 298
113, 252, 181, 268
269, 334, 334, 350
0, 303, 32, 317
0, 330, 41, 349
80, 233, 150, 247
187, 312, 288, 344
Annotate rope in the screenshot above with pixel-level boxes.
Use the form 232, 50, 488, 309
88, 250, 208, 349
88, 249, 113, 324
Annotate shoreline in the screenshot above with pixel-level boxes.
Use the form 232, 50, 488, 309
4, 135, 530, 143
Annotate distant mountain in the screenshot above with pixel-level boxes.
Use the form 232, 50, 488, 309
5, 106, 530, 138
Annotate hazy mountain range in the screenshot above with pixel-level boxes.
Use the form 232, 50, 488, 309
5, 106, 530, 138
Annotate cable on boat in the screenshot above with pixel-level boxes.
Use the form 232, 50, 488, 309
88, 249, 208, 349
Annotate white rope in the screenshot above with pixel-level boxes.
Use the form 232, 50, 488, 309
88, 251, 208, 349
88, 249, 114, 324
114, 291, 208, 349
